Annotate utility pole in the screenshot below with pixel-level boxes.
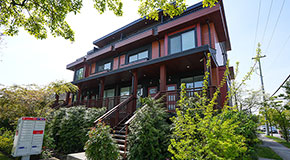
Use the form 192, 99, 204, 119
252, 43, 269, 135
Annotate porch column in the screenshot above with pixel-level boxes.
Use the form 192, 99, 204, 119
99, 78, 105, 107
132, 71, 138, 113
77, 86, 82, 105
160, 64, 167, 92
203, 56, 212, 86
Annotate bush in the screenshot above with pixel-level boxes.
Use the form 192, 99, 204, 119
168, 84, 248, 159
0, 128, 14, 154
84, 122, 119, 160
127, 97, 171, 160
46, 106, 106, 154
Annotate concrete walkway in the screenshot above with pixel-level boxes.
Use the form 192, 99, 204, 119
259, 134, 290, 160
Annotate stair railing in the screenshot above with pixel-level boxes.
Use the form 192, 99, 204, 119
123, 92, 161, 158
94, 95, 135, 128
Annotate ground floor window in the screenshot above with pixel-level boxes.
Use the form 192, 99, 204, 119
104, 89, 115, 98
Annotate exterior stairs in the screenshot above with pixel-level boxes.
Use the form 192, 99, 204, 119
112, 118, 129, 158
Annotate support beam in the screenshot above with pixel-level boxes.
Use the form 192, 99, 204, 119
160, 64, 167, 92
99, 78, 105, 107
132, 71, 138, 113
77, 86, 82, 105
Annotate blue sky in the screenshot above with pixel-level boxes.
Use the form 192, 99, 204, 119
0, 0, 289, 96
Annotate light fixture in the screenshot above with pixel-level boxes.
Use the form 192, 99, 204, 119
186, 65, 190, 69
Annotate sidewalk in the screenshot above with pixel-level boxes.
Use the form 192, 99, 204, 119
259, 134, 290, 160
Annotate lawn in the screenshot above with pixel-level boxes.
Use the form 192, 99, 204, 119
256, 146, 282, 160
0, 151, 12, 160
266, 135, 290, 148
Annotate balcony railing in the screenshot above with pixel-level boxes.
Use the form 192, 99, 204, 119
75, 95, 130, 109
162, 86, 221, 112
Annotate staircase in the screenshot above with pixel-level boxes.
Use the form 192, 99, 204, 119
112, 118, 129, 157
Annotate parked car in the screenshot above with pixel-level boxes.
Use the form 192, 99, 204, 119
270, 126, 277, 133
258, 125, 266, 132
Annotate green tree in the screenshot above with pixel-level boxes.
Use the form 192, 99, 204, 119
168, 53, 258, 159
0, 84, 53, 129
127, 96, 171, 160
0, 0, 217, 41
46, 80, 78, 107
84, 122, 119, 160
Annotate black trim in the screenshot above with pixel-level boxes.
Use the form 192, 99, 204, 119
168, 28, 197, 55
207, 21, 212, 48
72, 45, 210, 84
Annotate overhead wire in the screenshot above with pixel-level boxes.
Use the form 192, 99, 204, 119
261, 0, 273, 44
271, 74, 290, 97
252, 0, 262, 57
265, 0, 286, 53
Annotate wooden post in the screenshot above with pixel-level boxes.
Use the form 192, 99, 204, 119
160, 64, 167, 92
132, 71, 138, 113
99, 78, 105, 107
77, 86, 82, 105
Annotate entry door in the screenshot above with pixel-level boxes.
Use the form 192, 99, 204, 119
167, 84, 177, 111
148, 87, 158, 97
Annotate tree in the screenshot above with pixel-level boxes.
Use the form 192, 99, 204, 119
127, 96, 171, 160
0, 0, 217, 41
84, 122, 119, 160
46, 80, 78, 107
0, 84, 53, 129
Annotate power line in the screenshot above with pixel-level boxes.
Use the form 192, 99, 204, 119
271, 74, 290, 97
261, 0, 273, 43
252, 0, 262, 57
265, 0, 286, 53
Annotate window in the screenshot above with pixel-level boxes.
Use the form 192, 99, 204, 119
74, 68, 84, 81
129, 50, 148, 63
181, 75, 204, 89
120, 87, 131, 96
98, 62, 111, 72
169, 29, 196, 54
104, 89, 115, 98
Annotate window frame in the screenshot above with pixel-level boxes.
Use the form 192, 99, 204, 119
125, 44, 152, 65
128, 50, 149, 63
74, 67, 84, 81
96, 61, 112, 73
168, 28, 197, 55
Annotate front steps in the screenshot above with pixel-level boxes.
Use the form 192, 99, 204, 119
112, 119, 129, 158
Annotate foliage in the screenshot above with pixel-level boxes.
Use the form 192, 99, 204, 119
256, 146, 282, 160
46, 80, 78, 107
0, 0, 217, 41
127, 96, 171, 160
168, 53, 259, 159
0, 128, 14, 155
0, 84, 53, 129
84, 122, 119, 160
46, 106, 106, 154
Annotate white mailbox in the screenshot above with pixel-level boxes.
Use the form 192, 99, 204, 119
11, 117, 46, 159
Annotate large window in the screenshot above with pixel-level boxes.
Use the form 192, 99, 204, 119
180, 75, 204, 89
98, 62, 111, 72
74, 68, 84, 81
129, 50, 148, 63
169, 29, 196, 54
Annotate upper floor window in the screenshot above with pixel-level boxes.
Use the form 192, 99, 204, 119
75, 68, 84, 81
169, 29, 196, 54
129, 50, 148, 63
98, 62, 111, 72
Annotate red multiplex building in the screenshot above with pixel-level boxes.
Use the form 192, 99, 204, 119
66, 0, 233, 156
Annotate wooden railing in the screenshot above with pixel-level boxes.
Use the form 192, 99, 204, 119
94, 95, 135, 128
78, 95, 130, 109
122, 92, 161, 158
162, 86, 220, 112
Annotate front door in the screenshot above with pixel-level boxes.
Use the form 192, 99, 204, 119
167, 84, 177, 111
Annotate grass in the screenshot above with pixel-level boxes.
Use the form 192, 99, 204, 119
256, 146, 282, 160
257, 130, 264, 134
266, 135, 290, 148
0, 151, 12, 160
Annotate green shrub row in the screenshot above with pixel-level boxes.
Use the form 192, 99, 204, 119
0, 128, 14, 155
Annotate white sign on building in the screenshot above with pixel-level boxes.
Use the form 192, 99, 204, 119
11, 117, 46, 159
